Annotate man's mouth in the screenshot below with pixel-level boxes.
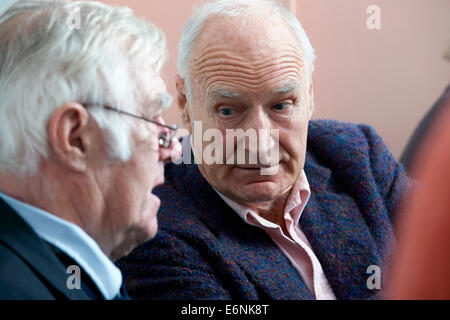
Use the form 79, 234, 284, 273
148, 175, 165, 197
235, 165, 261, 170
235, 163, 278, 169
155, 175, 165, 186
147, 192, 161, 210
234, 163, 280, 176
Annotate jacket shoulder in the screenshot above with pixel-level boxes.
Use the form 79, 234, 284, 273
308, 119, 382, 150
307, 119, 394, 169
307, 119, 410, 216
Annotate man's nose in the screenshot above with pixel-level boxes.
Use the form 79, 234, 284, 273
246, 108, 272, 131
244, 108, 273, 153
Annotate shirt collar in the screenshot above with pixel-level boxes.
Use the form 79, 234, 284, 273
0, 1, 18, 16
214, 170, 311, 227
0, 192, 122, 300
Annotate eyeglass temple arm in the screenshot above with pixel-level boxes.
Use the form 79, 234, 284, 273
104, 105, 178, 131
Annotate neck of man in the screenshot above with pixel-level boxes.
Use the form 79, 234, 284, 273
0, 164, 113, 257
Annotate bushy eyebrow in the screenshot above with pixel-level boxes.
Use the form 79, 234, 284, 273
275, 82, 300, 94
211, 82, 300, 99
153, 92, 173, 112
205, 82, 301, 112
212, 89, 241, 99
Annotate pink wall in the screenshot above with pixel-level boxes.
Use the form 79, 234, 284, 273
100, 0, 450, 159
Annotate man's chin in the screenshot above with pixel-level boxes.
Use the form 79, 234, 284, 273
144, 217, 159, 241
223, 181, 282, 204
147, 192, 161, 212
137, 214, 159, 243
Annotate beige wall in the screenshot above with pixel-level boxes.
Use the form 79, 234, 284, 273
100, 0, 450, 159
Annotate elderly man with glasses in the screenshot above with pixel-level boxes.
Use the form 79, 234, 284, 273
118, 0, 411, 300
0, 0, 180, 300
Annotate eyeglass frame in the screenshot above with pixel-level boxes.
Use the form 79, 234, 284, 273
85, 104, 178, 148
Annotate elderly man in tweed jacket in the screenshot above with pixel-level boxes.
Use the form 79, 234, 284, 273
117, 0, 410, 300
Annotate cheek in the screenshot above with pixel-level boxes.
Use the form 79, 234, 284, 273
279, 121, 308, 166
197, 162, 233, 194
142, 152, 161, 186
126, 147, 161, 198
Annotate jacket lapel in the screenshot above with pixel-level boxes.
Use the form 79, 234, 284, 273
301, 153, 382, 299
0, 198, 91, 300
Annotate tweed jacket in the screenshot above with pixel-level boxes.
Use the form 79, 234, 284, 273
117, 120, 411, 300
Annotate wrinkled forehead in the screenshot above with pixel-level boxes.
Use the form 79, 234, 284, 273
189, 13, 305, 94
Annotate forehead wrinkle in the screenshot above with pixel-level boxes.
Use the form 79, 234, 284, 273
193, 49, 302, 69
194, 55, 304, 87
192, 48, 248, 66
192, 42, 306, 97
195, 61, 303, 83
194, 55, 304, 78
194, 51, 303, 74
204, 74, 302, 93
252, 52, 304, 69
202, 67, 302, 89
193, 53, 305, 92
192, 42, 304, 73
192, 41, 302, 63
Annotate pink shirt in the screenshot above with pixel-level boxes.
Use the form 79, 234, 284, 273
215, 170, 336, 300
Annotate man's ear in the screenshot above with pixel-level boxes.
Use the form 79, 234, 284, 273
47, 103, 91, 172
175, 74, 193, 133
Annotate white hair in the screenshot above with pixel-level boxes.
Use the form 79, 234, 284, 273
0, 0, 168, 175
178, 0, 316, 99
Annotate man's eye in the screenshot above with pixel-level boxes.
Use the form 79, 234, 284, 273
273, 103, 291, 111
219, 108, 234, 116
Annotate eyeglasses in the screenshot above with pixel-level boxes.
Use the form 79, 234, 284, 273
100, 105, 178, 148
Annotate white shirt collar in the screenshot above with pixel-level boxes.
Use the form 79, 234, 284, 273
0, 192, 122, 300
0, 0, 18, 16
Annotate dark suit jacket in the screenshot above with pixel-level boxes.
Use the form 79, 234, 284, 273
118, 120, 411, 300
0, 198, 91, 300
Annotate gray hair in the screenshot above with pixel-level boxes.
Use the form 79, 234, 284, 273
0, 0, 168, 175
178, 0, 316, 99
